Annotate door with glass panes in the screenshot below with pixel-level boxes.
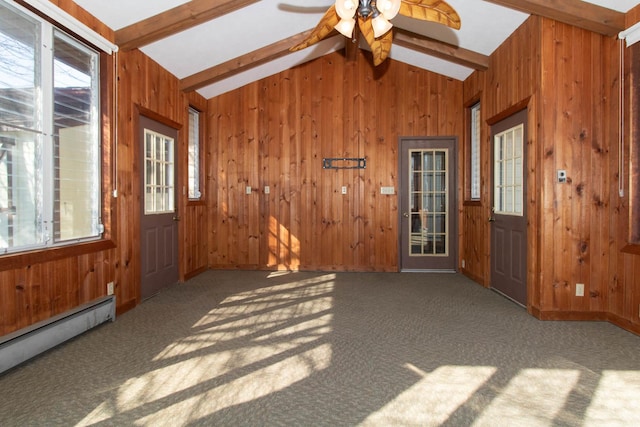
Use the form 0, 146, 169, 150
139, 116, 179, 300
400, 137, 457, 271
490, 110, 527, 305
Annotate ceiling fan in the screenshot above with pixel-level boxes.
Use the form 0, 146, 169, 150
290, 0, 461, 66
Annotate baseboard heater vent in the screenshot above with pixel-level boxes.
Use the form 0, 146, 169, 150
0, 295, 115, 374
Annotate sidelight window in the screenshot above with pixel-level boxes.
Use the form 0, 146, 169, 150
187, 107, 201, 200
469, 102, 481, 200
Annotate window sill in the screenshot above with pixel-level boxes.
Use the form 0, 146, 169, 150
621, 244, 640, 256
0, 239, 116, 272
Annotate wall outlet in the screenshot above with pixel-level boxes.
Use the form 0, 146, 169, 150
576, 283, 584, 297
461, 259, 466, 268
341, 186, 347, 195
107, 281, 114, 295
264, 186, 270, 194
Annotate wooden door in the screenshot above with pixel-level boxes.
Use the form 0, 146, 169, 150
140, 116, 179, 300
399, 137, 457, 271
490, 110, 527, 305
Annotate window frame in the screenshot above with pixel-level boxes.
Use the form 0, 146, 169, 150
628, 41, 640, 248
187, 106, 203, 201
464, 97, 482, 204
0, 0, 114, 268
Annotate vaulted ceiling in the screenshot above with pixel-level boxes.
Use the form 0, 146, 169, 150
73, 0, 639, 99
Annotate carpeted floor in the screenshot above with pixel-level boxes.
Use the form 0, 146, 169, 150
1, 270, 639, 426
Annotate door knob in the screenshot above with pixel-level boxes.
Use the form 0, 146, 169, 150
172, 215, 181, 222
488, 216, 495, 222
403, 212, 409, 218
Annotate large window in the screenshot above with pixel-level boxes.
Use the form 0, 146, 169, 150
0, 1, 102, 254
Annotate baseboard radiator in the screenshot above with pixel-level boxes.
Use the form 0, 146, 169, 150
0, 295, 115, 374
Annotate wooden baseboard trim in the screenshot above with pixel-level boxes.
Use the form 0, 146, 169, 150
116, 298, 136, 316
184, 266, 207, 281
460, 268, 485, 286
531, 308, 640, 336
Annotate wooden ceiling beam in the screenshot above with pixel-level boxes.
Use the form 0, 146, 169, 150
181, 27, 491, 92
115, 0, 259, 51
394, 29, 490, 71
181, 30, 330, 92
484, 0, 625, 36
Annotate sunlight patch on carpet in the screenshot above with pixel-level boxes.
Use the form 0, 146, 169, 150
473, 369, 580, 426
584, 370, 640, 426
94, 275, 337, 424
362, 364, 497, 426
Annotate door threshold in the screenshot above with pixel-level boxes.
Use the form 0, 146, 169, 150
490, 287, 526, 308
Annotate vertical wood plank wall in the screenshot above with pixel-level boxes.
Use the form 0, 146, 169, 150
115, 49, 208, 309
0, 1, 209, 335
207, 51, 463, 271
461, 17, 542, 296
462, 13, 640, 333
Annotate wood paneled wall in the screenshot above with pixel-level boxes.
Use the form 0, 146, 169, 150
207, 51, 463, 271
462, 13, 640, 334
461, 17, 542, 291
0, 1, 208, 336
538, 19, 615, 315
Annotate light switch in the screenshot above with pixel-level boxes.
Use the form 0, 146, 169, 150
246, 186, 252, 194
380, 186, 395, 195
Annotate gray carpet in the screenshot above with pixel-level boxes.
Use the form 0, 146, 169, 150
1, 270, 639, 426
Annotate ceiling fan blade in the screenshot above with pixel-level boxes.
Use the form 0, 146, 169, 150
290, 5, 340, 51
399, 0, 461, 30
358, 16, 393, 66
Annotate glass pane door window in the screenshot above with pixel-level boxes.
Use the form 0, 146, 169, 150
144, 129, 174, 215
409, 149, 449, 256
494, 124, 524, 216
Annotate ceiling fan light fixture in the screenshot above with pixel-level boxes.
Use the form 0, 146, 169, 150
372, 14, 393, 38
376, 0, 401, 20
335, 18, 356, 38
335, 0, 357, 20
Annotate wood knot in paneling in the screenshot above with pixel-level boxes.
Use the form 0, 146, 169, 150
579, 240, 589, 254
579, 129, 588, 141
592, 194, 606, 208
545, 147, 554, 158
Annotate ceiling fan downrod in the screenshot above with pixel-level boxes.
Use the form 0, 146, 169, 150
357, 0, 376, 18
